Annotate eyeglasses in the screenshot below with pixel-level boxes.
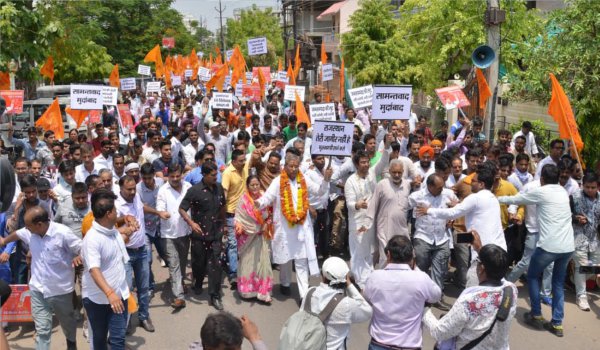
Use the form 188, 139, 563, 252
204, 158, 214, 162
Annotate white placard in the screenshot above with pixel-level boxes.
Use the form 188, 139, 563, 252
70, 84, 103, 110
184, 69, 193, 78
247, 37, 268, 56
226, 49, 234, 62
198, 67, 211, 81
371, 85, 413, 120
277, 71, 288, 82
224, 75, 231, 87
172, 75, 182, 86
309, 103, 336, 124
235, 81, 243, 97
348, 85, 373, 109
245, 72, 254, 83
212, 92, 233, 109
137, 64, 151, 76
310, 120, 353, 157
284, 85, 305, 101
146, 81, 161, 94
102, 86, 118, 105
322, 64, 333, 82
120, 78, 136, 91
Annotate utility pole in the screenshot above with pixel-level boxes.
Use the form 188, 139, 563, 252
483, 0, 504, 142
215, 0, 226, 54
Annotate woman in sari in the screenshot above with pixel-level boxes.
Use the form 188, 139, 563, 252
235, 175, 274, 303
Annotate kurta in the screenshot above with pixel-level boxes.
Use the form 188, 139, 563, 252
366, 178, 411, 267
256, 174, 329, 276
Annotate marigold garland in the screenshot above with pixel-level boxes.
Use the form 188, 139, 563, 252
280, 170, 309, 227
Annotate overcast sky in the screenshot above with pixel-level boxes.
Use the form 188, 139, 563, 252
172, 0, 279, 31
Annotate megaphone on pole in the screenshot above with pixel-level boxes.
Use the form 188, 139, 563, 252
471, 45, 496, 69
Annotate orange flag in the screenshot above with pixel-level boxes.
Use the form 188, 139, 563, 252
548, 73, 584, 152
339, 57, 345, 101
165, 70, 172, 90
40, 56, 55, 82
206, 63, 229, 92
190, 49, 199, 80
230, 46, 246, 87
208, 53, 213, 68
65, 106, 90, 129
278, 58, 283, 72
36, 98, 64, 139
293, 44, 301, 81
0, 72, 9, 90
109, 64, 120, 88
287, 58, 296, 85
475, 68, 492, 109
320, 41, 327, 65
257, 67, 266, 100
144, 45, 164, 78
294, 92, 310, 128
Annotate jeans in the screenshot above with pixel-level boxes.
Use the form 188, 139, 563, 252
528, 247, 573, 326
572, 247, 600, 297
30, 290, 77, 350
146, 233, 167, 291
125, 246, 150, 321
506, 231, 552, 295
83, 297, 128, 350
452, 242, 470, 289
164, 236, 190, 299
414, 238, 450, 291
225, 216, 238, 280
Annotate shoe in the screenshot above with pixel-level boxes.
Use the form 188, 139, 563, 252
126, 321, 134, 335
211, 296, 224, 311
67, 339, 77, 350
160, 258, 167, 267
171, 298, 186, 309
433, 300, 451, 312
576, 295, 591, 311
540, 295, 552, 305
523, 311, 545, 330
229, 278, 238, 290
543, 321, 564, 337
280, 285, 291, 296
193, 284, 203, 295
139, 319, 155, 332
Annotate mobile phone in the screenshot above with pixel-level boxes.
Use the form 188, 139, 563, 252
578, 265, 600, 274
456, 232, 474, 244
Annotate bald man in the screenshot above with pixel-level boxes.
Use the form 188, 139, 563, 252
1, 206, 81, 350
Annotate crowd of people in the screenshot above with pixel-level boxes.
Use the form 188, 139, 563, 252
0, 76, 598, 350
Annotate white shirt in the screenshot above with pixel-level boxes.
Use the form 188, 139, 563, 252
156, 181, 192, 239
534, 156, 557, 180
409, 188, 458, 245
142, 147, 161, 165
183, 142, 204, 167
115, 193, 146, 249
305, 167, 329, 210
93, 154, 113, 171
75, 163, 98, 183
511, 130, 538, 156
428, 189, 506, 260
53, 180, 72, 206
17, 222, 81, 298
507, 171, 533, 192
446, 173, 466, 188
521, 180, 541, 233
498, 184, 574, 254
82, 222, 130, 304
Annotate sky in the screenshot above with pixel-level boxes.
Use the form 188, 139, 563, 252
172, 0, 279, 31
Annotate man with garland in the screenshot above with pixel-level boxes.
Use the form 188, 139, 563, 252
255, 148, 332, 300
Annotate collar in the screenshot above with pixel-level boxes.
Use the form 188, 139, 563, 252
384, 263, 412, 270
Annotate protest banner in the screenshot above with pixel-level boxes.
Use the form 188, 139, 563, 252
137, 64, 151, 76
117, 104, 134, 134
277, 71, 288, 82
1, 285, 32, 322
348, 85, 373, 109
162, 37, 175, 48
252, 67, 271, 83
310, 120, 353, 157
242, 84, 261, 101
309, 103, 336, 124
70, 84, 103, 110
102, 86, 118, 105
322, 64, 333, 82
235, 81, 243, 97
211, 64, 224, 74
146, 81, 161, 94
119, 78, 136, 91
0, 90, 24, 114
284, 85, 305, 101
434, 85, 471, 110
184, 69, 193, 78
212, 92, 233, 109
171, 75, 182, 86
371, 85, 412, 120
226, 49, 234, 62
247, 37, 268, 56
88, 110, 102, 125
198, 67, 211, 81
224, 75, 232, 87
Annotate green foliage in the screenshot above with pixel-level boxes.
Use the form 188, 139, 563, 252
507, 0, 600, 166
507, 118, 554, 153
225, 5, 284, 68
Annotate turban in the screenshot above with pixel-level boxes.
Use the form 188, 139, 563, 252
124, 163, 140, 173
419, 145, 434, 158
321, 257, 349, 286
430, 140, 443, 147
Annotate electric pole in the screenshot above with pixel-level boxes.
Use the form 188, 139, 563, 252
215, 0, 226, 54
483, 0, 504, 142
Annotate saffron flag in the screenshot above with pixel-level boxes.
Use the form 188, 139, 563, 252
36, 98, 64, 139
548, 73, 584, 152
144, 45, 164, 78
287, 58, 296, 86
206, 63, 229, 92
475, 68, 492, 109
278, 58, 283, 72
230, 46, 247, 87
109, 64, 120, 88
65, 106, 90, 128
257, 67, 266, 100
320, 41, 327, 65
294, 91, 310, 128
0, 72, 9, 90
293, 44, 301, 81
40, 56, 55, 82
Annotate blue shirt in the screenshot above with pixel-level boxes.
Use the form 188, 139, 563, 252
185, 163, 223, 185
156, 109, 170, 126
11, 137, 46, 161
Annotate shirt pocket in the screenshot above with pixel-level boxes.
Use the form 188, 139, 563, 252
43, 242, 64, 265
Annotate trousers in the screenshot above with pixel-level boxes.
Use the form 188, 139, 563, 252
191, 239, 223, 297
30, 290, 77, 350
279, 259, 309, 299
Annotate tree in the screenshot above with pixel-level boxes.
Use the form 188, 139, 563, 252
225, 5, 284, 68
507, 0, 600, 165
193, 25, 218, 55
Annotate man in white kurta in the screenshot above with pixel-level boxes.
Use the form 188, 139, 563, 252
256, 150, 332, 299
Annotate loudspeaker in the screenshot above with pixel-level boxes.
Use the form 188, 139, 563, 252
471, 45, 496, 69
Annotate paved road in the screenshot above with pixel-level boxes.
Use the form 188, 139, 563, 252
6, 257, 600, 349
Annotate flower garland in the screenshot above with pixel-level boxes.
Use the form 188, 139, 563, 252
280, 170, 309, 227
